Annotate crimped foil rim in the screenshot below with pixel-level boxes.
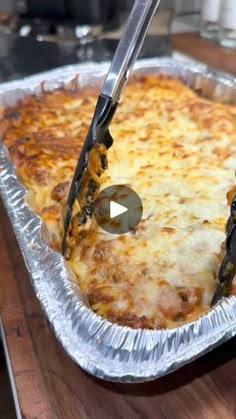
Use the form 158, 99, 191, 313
0, 58, 236, 383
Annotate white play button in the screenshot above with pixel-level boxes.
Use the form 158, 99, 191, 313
110, 200, 128, 219
94, 185, 143, 234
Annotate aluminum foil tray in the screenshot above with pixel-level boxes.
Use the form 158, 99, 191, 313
0, 58, 236, 383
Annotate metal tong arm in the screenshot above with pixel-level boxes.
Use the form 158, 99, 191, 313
102, 0, 161, 104
62, 0, 161, 255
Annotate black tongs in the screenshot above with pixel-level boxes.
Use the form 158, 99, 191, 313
62, 0, 161, 255
211, 196, 236, 306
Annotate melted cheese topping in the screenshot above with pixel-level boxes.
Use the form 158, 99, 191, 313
1, 75, 236, 329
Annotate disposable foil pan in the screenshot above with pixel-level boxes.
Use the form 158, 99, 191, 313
0, 58, 236, 383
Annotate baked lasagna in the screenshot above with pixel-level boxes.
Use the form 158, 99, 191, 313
1, 74, 236, 329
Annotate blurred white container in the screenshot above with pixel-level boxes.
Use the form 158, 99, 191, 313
200, 0, 221, 40
219, 0, 236, 49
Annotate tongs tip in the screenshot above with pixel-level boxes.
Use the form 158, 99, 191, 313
62, 95, 117, 255
211, 195, 236, 306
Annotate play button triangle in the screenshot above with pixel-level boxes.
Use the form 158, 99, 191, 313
94, 185, 143, 234
110, 200, 128, 219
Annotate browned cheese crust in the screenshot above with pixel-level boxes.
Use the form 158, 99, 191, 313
1, 74, 236, 329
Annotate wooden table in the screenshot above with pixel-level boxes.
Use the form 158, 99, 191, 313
0, 33, 236, 419
172, 33, 236, 76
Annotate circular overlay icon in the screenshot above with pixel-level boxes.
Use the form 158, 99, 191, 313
94, 185, 143, 234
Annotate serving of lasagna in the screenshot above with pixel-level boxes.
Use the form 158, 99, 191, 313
1, 74, 236, 329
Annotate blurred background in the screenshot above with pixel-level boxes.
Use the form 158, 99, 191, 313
0, 0, 205, 81
0, 0, 234, 82
0, 0, 201, 38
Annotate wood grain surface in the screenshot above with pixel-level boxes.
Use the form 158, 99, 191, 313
171, 33, 236, 76
0, 33, 236, 419
0, 342, 16, 419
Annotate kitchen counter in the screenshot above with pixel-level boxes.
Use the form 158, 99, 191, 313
172, 32, 236, 76
0, 33, 236, 419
